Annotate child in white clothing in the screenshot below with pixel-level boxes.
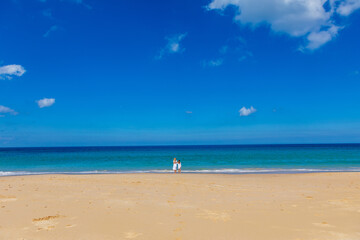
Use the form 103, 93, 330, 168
177, 160, 181, 173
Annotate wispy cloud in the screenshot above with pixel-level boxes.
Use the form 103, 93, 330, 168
239, 106, 256, 116
204, 36, 252, 66
185, 111, 193, 114
350, 69, 360, 76
202, 58, 223, 67
0, 64, 26, 80
0, 105, 18, 116
69, 0, 83, 3
206, 0, 360, 50
156, 33, 187, 59
42, 8, 52, 18
66, 0, 87, 5
43, 25, 58, 38
39, 0, 92, 8
36, 98, 55, 108
67, 0, 92, 9
238, 51, 253, 62
219, 45, 228, 54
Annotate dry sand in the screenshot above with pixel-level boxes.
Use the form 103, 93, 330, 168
0, 173, 360, 240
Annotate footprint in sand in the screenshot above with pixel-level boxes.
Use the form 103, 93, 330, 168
32, 214, 64, 231
0, 195, 17, 202
313, 222, 334, 228
65, 224, 76, 228
197, 210, 231, 222
124, 232, 142, 239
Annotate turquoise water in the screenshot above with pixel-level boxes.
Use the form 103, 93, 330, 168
0, 144, 360, 176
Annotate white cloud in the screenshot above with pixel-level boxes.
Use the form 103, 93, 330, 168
0, 105, 18, 115
203, 58, 224, 67
37, 98, 55, 108
0, 64, 26, 80
304, 25, 341, 50
239, 106, 256, 116
156, 33, 187, 59
43, 25, 58, 38
206, 0, 360, 50
185, 111, 193, 114
337, 0, 360, 16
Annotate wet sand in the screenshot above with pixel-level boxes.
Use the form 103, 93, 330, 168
1, 173, 360, 240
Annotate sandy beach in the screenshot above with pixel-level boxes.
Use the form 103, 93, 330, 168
0, 173, 360, 240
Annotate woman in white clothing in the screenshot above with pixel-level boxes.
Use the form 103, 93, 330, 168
173, 158, 178, 173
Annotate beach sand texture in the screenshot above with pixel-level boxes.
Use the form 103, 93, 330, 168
0, 173, 360, 240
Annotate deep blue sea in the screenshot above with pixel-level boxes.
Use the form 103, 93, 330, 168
1, 144, 360, 176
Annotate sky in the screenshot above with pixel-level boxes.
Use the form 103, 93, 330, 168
1, 0, 360, 147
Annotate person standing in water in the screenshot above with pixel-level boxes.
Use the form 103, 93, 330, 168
177, 160, 181, 173
172, 158, 178, 173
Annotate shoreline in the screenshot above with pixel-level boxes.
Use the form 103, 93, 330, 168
1, 172, 360, 239
1, 168, 360, 177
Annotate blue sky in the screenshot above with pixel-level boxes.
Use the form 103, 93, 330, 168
1, 0, 360, 147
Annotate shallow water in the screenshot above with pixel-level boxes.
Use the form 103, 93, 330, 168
1, 144, 360, 176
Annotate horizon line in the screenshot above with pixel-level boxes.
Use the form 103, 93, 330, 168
1, 142, 360, 149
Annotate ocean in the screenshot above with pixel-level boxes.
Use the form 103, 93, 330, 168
1, 144, 360, 176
